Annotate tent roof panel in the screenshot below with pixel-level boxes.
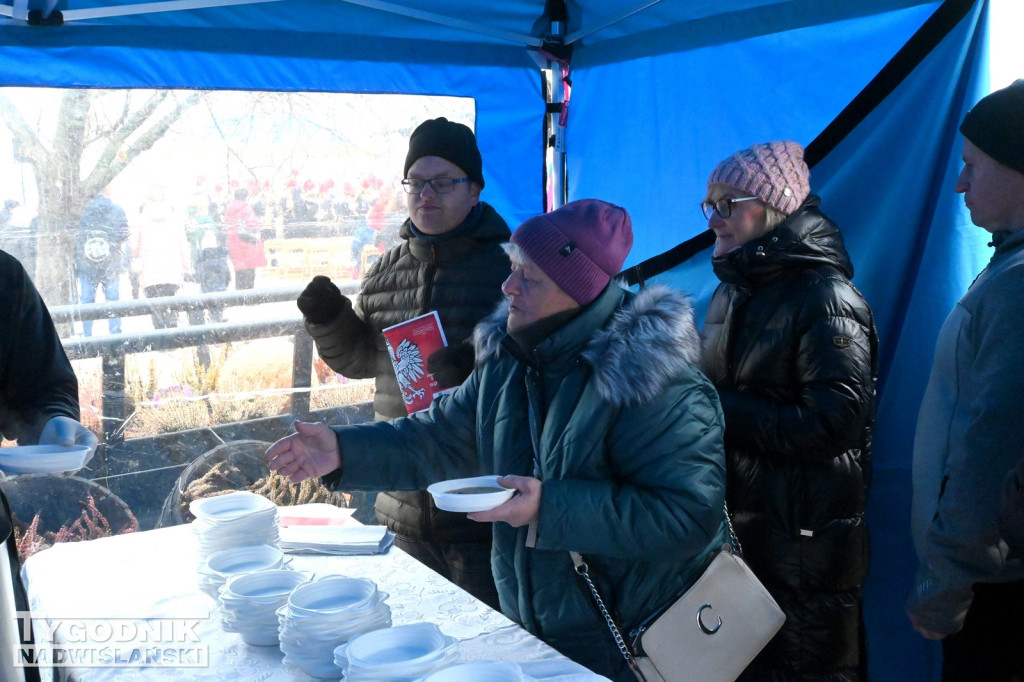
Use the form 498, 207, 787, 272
2, 0, 945, 62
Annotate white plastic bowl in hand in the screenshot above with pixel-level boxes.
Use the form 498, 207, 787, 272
0, 444, 92, 474
427, 475, 515, 513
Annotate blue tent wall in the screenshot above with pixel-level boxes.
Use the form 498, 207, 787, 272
566, 3, 941, 267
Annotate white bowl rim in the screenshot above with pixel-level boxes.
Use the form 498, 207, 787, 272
205, 543, 283, 570
0, 444, 91, 473
223, 568, 310, 596
190, 491, 276, 519
341, 622, 449, 665
287, 575, 379, 612
426, 475, 515, 513
0, 444, 91, 457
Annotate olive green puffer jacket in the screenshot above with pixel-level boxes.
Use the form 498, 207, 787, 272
304, 202, 510, 544
327, 284, 729, 680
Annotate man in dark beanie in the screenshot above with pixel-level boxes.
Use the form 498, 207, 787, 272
270, 200, 728, 680
295, 117, 510, 609
907, 79, 1024, 681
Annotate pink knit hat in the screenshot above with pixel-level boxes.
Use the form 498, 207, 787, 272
511, 199, 633, 305
707, 141, 810, 215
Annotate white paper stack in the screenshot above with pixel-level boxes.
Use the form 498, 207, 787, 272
279, 525, 395, 555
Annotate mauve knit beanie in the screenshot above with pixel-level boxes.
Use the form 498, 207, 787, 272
707, 140, 810, 215
511, 199, 633, 305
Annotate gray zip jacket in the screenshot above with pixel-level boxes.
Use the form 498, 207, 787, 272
908, 228, 1024, 635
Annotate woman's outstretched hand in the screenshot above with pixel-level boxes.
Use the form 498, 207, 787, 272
266, 421, 342, 483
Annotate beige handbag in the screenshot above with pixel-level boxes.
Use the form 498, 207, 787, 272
572, 508, 785, 682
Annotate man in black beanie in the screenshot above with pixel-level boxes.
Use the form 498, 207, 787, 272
907, 79, 1024, 681
296, 117, 508, 609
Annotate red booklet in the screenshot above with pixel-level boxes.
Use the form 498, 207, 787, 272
381, 311, 448, 414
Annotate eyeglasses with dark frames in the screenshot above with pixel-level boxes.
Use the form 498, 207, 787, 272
700, 196, 759, 220
401, 177, 470, 194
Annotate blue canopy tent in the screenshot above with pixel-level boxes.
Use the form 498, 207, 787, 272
0, 1, 994, 678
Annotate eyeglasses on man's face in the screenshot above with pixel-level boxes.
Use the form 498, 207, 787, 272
700, 196, 759, 220
401, 177, 470, 194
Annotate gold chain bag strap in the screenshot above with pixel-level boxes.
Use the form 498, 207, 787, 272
571, 505, 785, 682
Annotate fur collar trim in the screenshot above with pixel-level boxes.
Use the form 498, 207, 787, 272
473, 285, 702, 407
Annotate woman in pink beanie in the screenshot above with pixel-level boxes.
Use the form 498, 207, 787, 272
269, 199, 730, 680
700, 141, 879, 680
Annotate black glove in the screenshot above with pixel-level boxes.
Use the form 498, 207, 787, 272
297, 275, 347, 324
427, 340, 476, 389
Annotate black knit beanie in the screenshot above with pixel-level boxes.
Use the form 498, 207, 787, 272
403, 117, 485, 188
960, 79, 1024, 176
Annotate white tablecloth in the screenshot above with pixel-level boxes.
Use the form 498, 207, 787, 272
21, 523, 607, 681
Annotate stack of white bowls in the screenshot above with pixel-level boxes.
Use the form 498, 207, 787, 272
190, 491, 280, 562
277, 576, 392, 679
334, 622, 458, 681
219, 569, 313, 646
198, 543, 290, 600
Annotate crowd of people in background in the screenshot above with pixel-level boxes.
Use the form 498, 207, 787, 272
0, 169, 407, 336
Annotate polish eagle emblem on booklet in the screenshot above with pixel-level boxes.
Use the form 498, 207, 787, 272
382, 311, 448, 414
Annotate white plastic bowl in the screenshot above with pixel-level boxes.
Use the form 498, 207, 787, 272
223, 568, 311, 601
339, 622, 455, 675
427, 475, 514, 513
287, 576, 378, 615
0, 444, 92, 474
202, 543, 285, 577
190, 491, 276, 520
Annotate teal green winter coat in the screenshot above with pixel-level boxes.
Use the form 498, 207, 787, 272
326, 283, 728, 680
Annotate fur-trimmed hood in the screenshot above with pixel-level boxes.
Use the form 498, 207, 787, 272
473, 284, 702, 407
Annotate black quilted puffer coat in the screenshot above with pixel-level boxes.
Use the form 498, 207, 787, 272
0, 250, 80, 444
304, 202, 510, 543
701, 197, 877, 681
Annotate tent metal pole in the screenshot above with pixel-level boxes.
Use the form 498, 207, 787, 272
547, 61, 567, 211
544, 5, 569, 211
